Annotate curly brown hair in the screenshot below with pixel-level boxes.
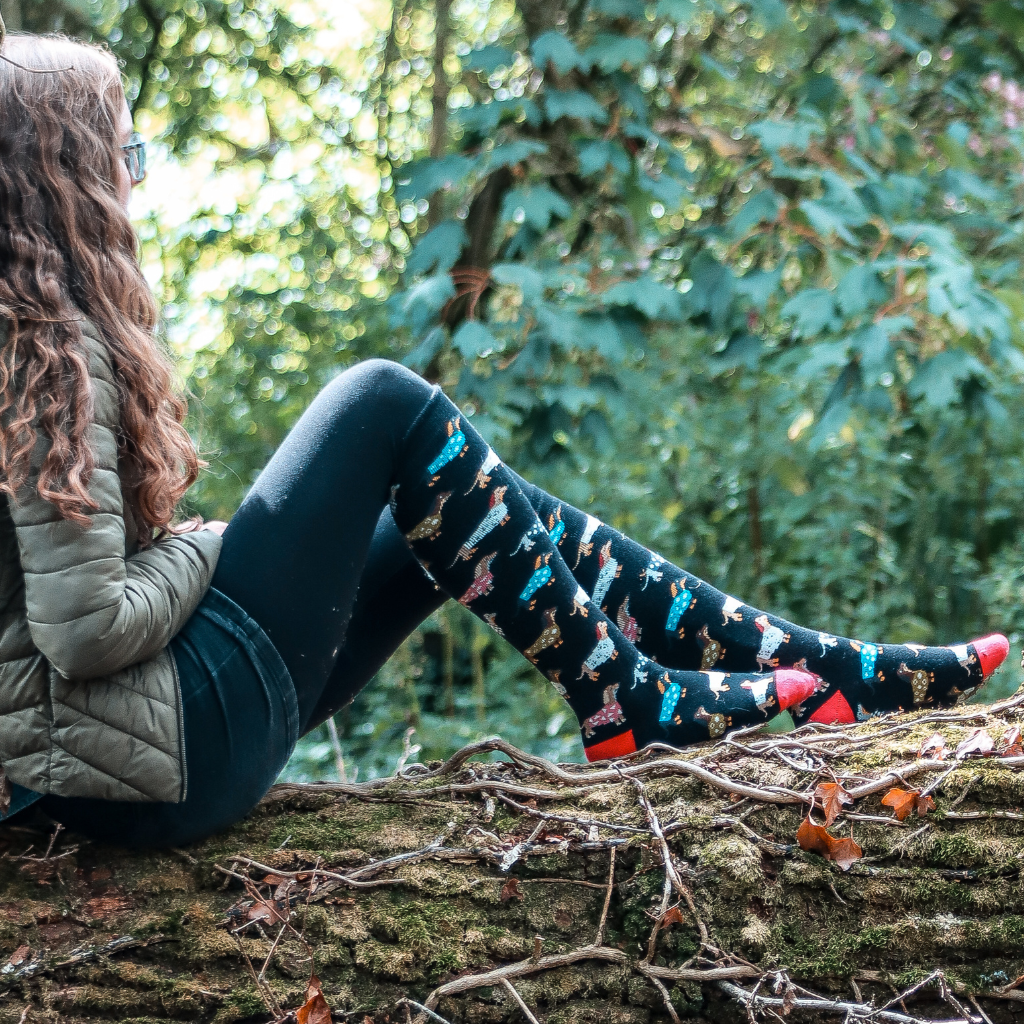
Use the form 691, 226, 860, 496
0, 33, 199, 542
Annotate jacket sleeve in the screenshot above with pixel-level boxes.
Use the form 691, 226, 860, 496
7, 326, 222, 681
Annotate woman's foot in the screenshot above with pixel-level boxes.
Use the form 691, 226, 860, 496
795, 632, 1009, 724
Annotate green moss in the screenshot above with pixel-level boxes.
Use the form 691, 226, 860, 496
700, 836, 764, 887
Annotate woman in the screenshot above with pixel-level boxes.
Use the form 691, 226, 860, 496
0, 33, 1009, 847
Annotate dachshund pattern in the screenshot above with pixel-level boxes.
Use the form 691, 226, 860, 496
519, 553, 554, 610
428, 418, 468, 480
452, 486, 510, 564
666, 578, 697, 635
578, 620, 618, 681
458, 552, 497, 607
583, 685, 627, 737
590, 540, 621, 610
390, 390, 992, 763
616, 596, 641, 644
525, 609, 562, 664
754, 614, 789, 670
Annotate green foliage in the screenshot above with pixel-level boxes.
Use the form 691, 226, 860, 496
51, 0, 1024, 781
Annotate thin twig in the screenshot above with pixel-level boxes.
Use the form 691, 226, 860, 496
501, 978, 542, 1024
644, 970, 681, 1024
397, 997, 453, 1024
594, 847, 616, 946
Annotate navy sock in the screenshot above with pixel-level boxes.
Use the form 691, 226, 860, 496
512, 479, 1009, 724
388, 394, 822, 757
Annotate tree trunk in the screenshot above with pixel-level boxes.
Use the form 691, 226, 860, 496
2, 695, 1024, 1023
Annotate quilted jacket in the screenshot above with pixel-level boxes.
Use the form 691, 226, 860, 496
0, 318, 222, 802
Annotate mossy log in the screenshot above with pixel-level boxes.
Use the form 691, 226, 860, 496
3, 696, 1024, 1024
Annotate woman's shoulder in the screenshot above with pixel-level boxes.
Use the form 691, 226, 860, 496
79, 319, 116, 378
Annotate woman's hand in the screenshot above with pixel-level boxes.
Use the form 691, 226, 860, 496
201, 520, 229, 536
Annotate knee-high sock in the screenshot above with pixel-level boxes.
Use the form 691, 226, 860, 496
387, 392, 822, 758
510, 473, 1008, 725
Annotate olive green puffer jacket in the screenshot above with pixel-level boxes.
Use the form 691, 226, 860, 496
0, 318, 222, 803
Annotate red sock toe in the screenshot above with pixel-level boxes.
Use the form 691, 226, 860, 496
808, 689, 855, 725
972, 634, 1009, 678
774, 669, 823, 710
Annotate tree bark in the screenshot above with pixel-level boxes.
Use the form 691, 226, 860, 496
2, 695, 1024, 1023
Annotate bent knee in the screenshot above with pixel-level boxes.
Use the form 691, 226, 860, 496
322, 357, 435, 419
340, 357, 426, 392
323, 354, 428, 397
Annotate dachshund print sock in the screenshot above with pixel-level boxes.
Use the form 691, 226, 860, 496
513, 478, 1009, 724
387, 391, 823, 758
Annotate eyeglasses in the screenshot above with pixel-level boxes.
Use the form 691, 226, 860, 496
121, 132, 146, 185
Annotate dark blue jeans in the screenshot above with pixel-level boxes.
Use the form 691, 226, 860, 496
40, 588, 299, 847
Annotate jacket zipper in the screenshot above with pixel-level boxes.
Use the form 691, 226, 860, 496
169, 652, 188, 803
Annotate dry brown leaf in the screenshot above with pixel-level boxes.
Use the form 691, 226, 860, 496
813, 782, 854, 827
262, 873, 288, 885
999, 726, 1023, 758
661, 906, 684, 927
955, 728, 995, 759
880, 787, 917, 821
296, 974, 332, 1024
828, 837, 863, 872
881, 787, 935, 821
246, 899, 287, 924
500, 878, 524, 903
796, 818, 862, 872
918, 732, 947, 760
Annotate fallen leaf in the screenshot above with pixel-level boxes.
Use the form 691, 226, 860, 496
296, 974, 332, 1024
828, 837, 863, 872
262, 873, 289, 885
796, 818, 862, 871
796, 818, 832, 858
247, 899, 287, 924
955, 729, 994, 759
661, 906, 684, 927
813, 782, 854, 827
999, 726, 1023, 758
918, 733, 947, 760
881, 787, 935, 821
7, 945, 29, 966
500, 878, 524, 903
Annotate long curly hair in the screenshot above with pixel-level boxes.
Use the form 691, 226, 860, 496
0, 33, 199, 542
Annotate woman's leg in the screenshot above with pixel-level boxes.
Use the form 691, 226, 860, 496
302, 507, 445, 731
213, 359, 817, 759
510, 473, 1009, 724
382, 387, 818, 759
211, 360, 447, 732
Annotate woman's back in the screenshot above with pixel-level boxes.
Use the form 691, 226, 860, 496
0, 317, 214, 804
